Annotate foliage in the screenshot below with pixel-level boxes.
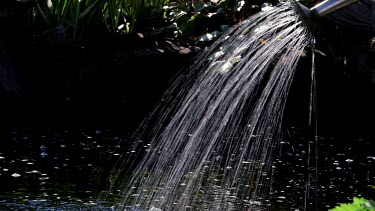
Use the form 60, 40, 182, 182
329, 197, 375, 211
102, 0, 167, 34
160, 0, 237, 41
34, 0, 100, 40
30, 0, 277, 43
32, 0, 168, 40
102, 0, 131, 33
159, 0, 276, 42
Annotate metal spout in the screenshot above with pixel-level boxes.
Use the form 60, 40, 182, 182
293, 1, 317, 32
310, 0, 361, 18
293, 0, 363, 34
294, 1, 312, 20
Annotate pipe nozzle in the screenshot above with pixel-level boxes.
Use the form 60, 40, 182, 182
310, 0, 361, 18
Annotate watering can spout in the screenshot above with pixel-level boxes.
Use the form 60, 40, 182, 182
294, 1, 312, 20
294, 0, 361, 19
294, 0, 361, 33
309, 0, 361, 19
293, 1, 317, 32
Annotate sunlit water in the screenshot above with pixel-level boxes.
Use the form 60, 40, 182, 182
271, 128, 375, 210
0, 129, 373, 210
0, 129, 124, 210
101, 2, 313, 210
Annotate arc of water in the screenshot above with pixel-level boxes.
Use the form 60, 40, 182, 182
101, 2, 313, 210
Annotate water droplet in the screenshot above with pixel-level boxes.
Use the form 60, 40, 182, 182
345, 159, 353, 163
39, 177, 49, 180
26, 170, 40, 174
249, 200, 261, 205
0, 156, 4, 159
12, 173, 21, 178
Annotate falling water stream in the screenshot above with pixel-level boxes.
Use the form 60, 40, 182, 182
101, 2, 314, 210
305, 37, 318, 211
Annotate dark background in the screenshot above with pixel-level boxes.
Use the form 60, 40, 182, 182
0, 0, 373, 137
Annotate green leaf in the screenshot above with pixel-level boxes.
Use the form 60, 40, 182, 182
204, 3, 216, 11
79, 0, 99, 20
166, 22, 178, 29
175, 10, 188, 20
218, 0, 230, 8
216, 8, 223, 13
192, 0, 204, 12
187, 12, 200, 23
329, 197, 370, 211
36, 1, 50, 24
59, 0, 72, 25
180, 1, 191, 12
180, 21, 194, 35
363, 200, 375, 210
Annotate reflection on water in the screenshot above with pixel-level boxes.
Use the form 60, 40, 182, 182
0, 128, 125, 210
0, 128, 373, 210
271, 127, 375, 210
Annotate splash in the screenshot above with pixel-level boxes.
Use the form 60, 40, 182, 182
103, 2, 312, 210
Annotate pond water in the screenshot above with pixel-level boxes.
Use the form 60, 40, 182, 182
271, 127, 375, 210
0, 128, 373, 210
0, 128, 126, 210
